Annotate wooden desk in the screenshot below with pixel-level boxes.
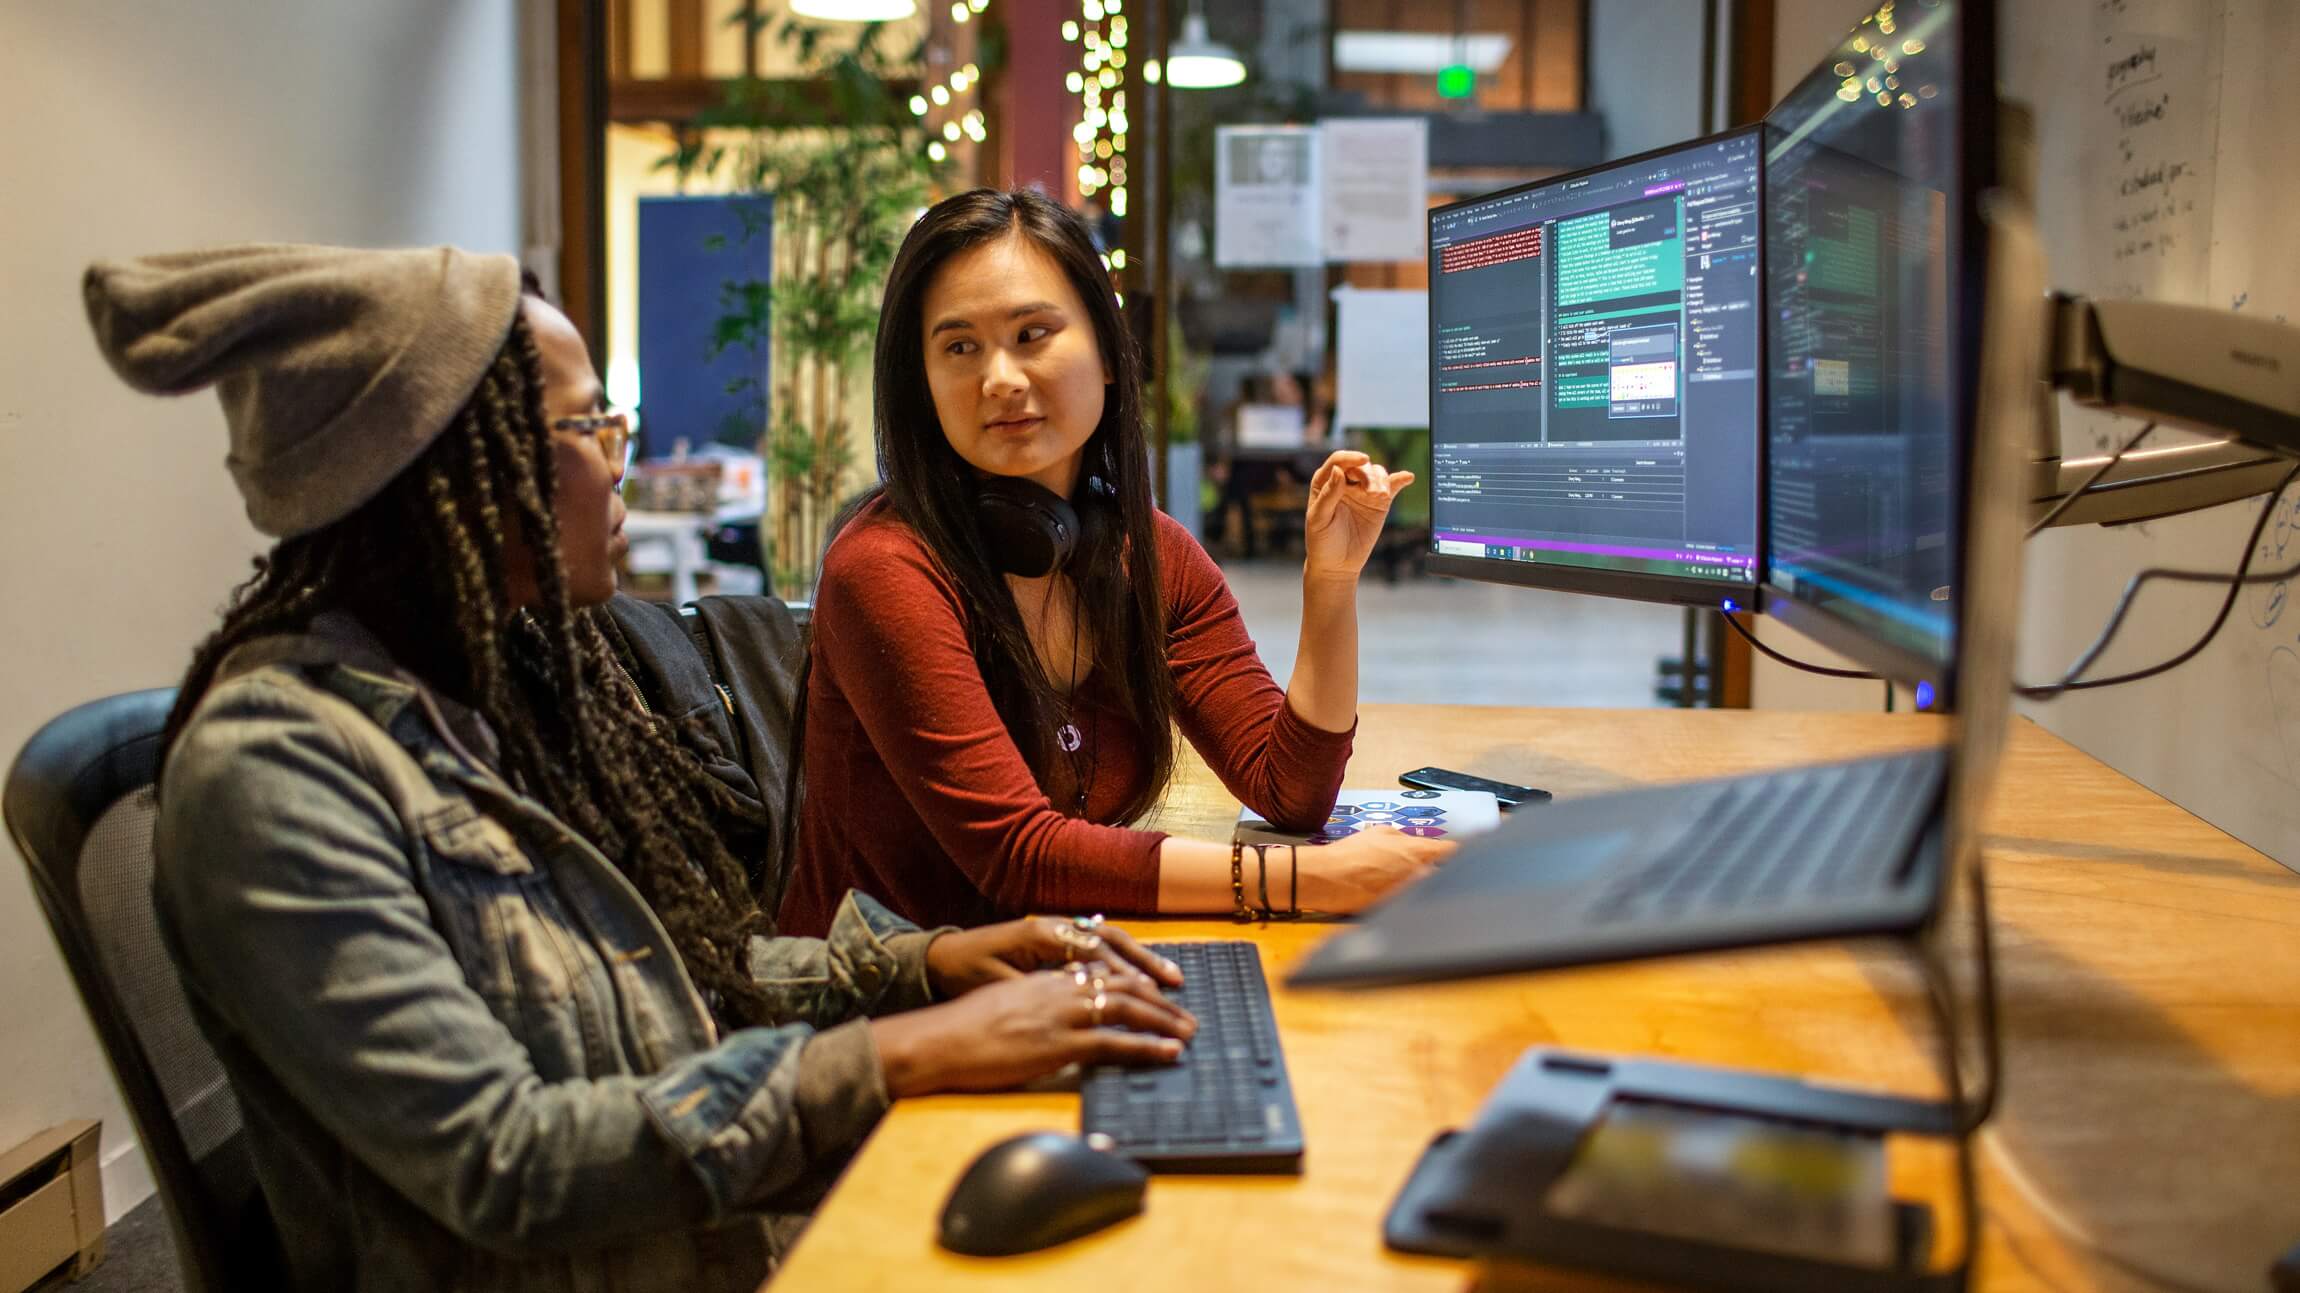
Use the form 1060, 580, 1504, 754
775, 707, 2300, 1292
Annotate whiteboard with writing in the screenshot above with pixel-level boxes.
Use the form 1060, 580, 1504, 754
2007, 0, 2300, 872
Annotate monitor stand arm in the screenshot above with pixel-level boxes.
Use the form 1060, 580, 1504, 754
2028, 294, 2300, 530
2003, 90, 2300, 530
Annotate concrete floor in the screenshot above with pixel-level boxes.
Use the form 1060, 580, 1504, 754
30, 1195, 178, 1293
1217, 558, 1685, 709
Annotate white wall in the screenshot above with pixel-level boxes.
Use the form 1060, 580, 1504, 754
0, 1, 520, 1221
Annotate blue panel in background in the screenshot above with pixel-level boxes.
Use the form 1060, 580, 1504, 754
637, 194, 773, 454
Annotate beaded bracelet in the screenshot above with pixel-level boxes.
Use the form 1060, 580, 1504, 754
1228, 838, 1253, 922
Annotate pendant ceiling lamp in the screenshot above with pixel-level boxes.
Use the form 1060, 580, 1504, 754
1166, 7, 1247, 89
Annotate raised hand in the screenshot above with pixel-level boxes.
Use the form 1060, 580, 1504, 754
1301, 450, 1417, 582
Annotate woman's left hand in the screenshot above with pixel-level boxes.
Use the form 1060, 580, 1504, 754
1302, 450, 1416, 582
926, 914, 1185, 999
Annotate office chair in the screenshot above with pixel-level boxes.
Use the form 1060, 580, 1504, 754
4, 688, 282, 1292
605, 592, 811, 911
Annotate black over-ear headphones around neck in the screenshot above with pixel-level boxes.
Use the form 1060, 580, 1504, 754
976, 472, 1116, 577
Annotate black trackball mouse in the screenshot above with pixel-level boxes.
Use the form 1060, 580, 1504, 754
937, 1131, 1149, 1256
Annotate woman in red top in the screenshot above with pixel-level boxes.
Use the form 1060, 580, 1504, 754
779, 190, 1450, 937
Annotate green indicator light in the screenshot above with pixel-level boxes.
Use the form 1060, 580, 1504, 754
1437, 64, 1475, 99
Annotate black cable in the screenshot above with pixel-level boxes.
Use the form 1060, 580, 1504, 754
2019, 463, 2300, 699
1917, 851, 2002, 1134
2024, 421, 2157, 539
1716, 610, 1879, 679
1912, 890, 1986, 1281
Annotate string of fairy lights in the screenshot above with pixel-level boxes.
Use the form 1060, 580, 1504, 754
1832, 2, 1938, 110
1065, 1, 1130, 217
903, 0, 1144, 290
908, 0, 990, 164
1065, 0, 1134, 289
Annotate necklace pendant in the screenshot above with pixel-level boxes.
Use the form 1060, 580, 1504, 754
1057, 722, 1083, 753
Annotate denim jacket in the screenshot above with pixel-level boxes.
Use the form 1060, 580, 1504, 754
153, 614, 945, 1292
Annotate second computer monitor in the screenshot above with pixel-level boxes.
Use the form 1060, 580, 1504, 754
1761, 0, 1989, 699
1426, 128, 1765, 606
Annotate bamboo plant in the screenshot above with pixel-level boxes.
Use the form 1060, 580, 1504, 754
668, 13, 948, 596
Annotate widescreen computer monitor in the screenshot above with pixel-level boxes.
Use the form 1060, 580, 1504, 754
1424, 128, 1765, 607
1762, 0, 1994, 703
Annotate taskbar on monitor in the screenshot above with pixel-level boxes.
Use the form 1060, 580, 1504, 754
1433, 531, 1757, 585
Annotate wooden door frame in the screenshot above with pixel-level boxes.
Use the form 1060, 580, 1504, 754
1717, 0, 1771, 708
557, 0, 609, 363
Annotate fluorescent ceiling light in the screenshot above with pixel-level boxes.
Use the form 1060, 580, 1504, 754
790, 0, 917, 20
1334, 30, 1512, 75
1168, 12, 1247, 89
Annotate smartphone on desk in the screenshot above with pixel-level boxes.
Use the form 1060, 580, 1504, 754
1399, 767, 1551, 811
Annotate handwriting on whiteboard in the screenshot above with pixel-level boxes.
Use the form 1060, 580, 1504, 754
2105, 42, 2160, 100
2051, 1, 2224, 453
2085, 5, 2220, 300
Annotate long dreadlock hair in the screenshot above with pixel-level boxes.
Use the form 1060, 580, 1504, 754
162, 310, 782, 1026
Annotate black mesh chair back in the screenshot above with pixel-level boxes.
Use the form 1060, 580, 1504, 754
4, 688, 281, 1292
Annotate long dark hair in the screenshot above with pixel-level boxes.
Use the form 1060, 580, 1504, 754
843, 187, 1179, 821
163, 311, 781, 1026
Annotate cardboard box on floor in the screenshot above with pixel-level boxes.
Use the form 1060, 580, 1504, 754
0, 1121, 103, 1292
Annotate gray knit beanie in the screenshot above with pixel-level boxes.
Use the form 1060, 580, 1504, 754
83, 243, 524, 538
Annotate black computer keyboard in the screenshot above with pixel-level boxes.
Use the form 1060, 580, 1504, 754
1080, 940, 1304, 1174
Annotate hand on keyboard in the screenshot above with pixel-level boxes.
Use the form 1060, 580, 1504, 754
924, 915, 1186, 997
871, 967, 1197, 1097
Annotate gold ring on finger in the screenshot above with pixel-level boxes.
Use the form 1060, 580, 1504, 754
1071, 964, 1091, 988
1089, 991, 1108, 1028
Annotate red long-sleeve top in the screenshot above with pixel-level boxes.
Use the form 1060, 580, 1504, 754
778, 501, 1353, 935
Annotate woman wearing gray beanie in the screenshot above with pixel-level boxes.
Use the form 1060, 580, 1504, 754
86, 243, 1194, 1291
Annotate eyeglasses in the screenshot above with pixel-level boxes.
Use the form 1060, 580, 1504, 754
551, 408, 634, 472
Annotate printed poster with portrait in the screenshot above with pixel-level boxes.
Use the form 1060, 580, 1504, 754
1215, 125, 1323, 268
